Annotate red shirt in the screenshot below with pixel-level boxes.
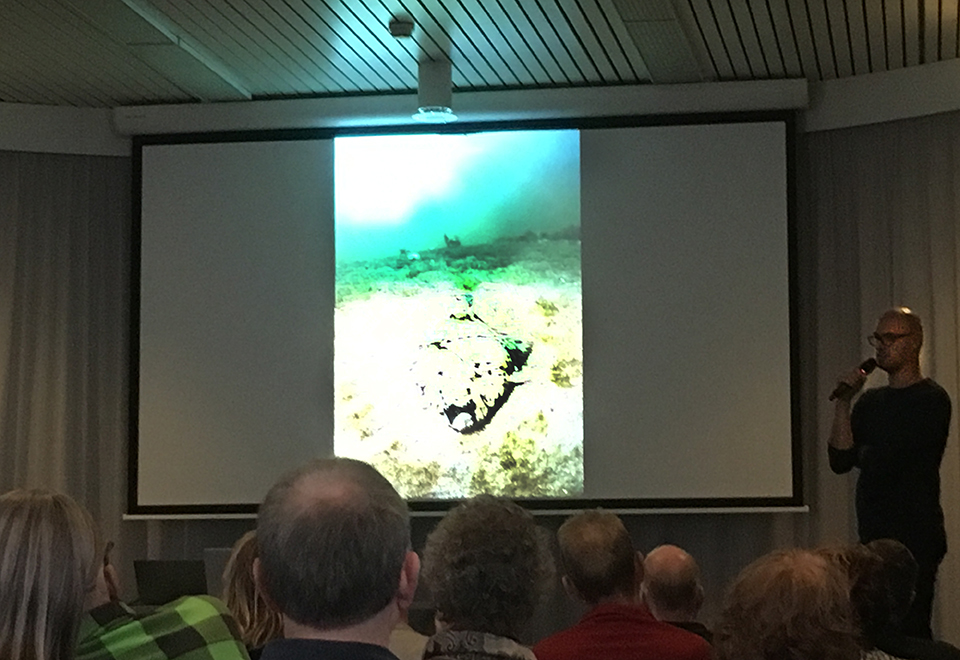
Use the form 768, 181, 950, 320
533, 602, 711, 660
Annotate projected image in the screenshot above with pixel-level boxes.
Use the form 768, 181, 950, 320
334, 130, 582, 500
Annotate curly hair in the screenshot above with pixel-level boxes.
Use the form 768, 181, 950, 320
222, 530, 283, 649
422, 496, 553, 640
714, 549, 860, 660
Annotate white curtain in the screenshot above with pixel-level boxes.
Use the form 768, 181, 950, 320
0, 149, 134, 578
804, 111, 960, 642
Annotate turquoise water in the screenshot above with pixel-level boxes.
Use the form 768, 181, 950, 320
334, 129, 580, 265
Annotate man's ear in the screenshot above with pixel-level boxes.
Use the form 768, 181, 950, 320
694, 584, 704, 611
561, 575, 580, 600
397, 551, 420, 610
633, 552, 645, 595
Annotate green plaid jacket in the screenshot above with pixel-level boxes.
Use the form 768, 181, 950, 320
76, 596, 250, 660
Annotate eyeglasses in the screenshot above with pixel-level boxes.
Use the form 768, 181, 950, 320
867, 332, 912, 348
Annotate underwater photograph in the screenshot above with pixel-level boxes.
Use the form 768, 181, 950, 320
333, 129, 583, 500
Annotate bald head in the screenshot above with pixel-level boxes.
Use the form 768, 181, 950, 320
256, 458, 411, 630
642, 545, 703, 621
557, 510, 638, 604
879, 307, 923, 346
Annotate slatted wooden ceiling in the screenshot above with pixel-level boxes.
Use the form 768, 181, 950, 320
0, 0, 956, 108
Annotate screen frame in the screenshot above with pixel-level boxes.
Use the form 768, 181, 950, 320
127, 109, 800, 516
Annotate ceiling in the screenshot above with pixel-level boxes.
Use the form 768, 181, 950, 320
1, 0, 955, 108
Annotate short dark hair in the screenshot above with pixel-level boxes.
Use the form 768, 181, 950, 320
256, 458, 410, 629
422, 496, 552, 639
865, 539, 918, 629
557, 510, 636, 604
714, 549, 860, 660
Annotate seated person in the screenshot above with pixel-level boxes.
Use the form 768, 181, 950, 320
862, 540, 960, 660
0, 487, 248, 660
253, 458, 420, 660
0, 488, 102, 660
222, 531, 283, 657
641, 544, 711, 643
421, 495, 553, 660
533, 510, 710, 660
77, 539, 249, 660
713, 548, 860, 660
817, 543, 896, 660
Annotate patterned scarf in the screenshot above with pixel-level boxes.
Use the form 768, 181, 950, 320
423, 630, 537, 660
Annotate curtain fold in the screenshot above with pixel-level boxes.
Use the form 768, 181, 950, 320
0, 148, 131, 570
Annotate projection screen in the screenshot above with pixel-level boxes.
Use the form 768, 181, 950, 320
131, 115, 795, 513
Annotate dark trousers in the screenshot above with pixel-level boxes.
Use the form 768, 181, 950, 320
900, 552, 942, 639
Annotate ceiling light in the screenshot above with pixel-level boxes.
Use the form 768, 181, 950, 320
414, 59, 457, 123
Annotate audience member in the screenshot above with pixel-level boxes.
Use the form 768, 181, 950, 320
713, 548, 860, 660
534, 510, 710, 660
254, 458, 419, 660
817, 543, 892, 660
421, 495, 552, 660
0, 489, 101, 660
222, 530, 283, 656
0, 487, 248, 660
641, 544, 711, 643
863, 540, 960, 660
76, 539, 248, 660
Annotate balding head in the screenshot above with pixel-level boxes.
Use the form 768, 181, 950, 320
642, 545, 703, 621
256, 458, 412, 630
557, 510, 639, 605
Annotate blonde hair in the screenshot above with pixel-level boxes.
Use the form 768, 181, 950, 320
222, 530, 283, 649
0, 489, 99, 660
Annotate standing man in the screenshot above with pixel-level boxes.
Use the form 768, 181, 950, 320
828, 307, 951, 638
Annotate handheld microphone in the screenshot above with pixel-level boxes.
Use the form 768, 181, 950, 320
829, 358, 878, 401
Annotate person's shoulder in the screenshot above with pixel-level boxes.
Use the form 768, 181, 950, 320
532, 625, 582, 660
920, 379, 951, 401
162, 594, 233, 617
150, 596, 249, 659
77, 596, 249, 660
262, 639, 398, 660
651, 620, 712, 659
